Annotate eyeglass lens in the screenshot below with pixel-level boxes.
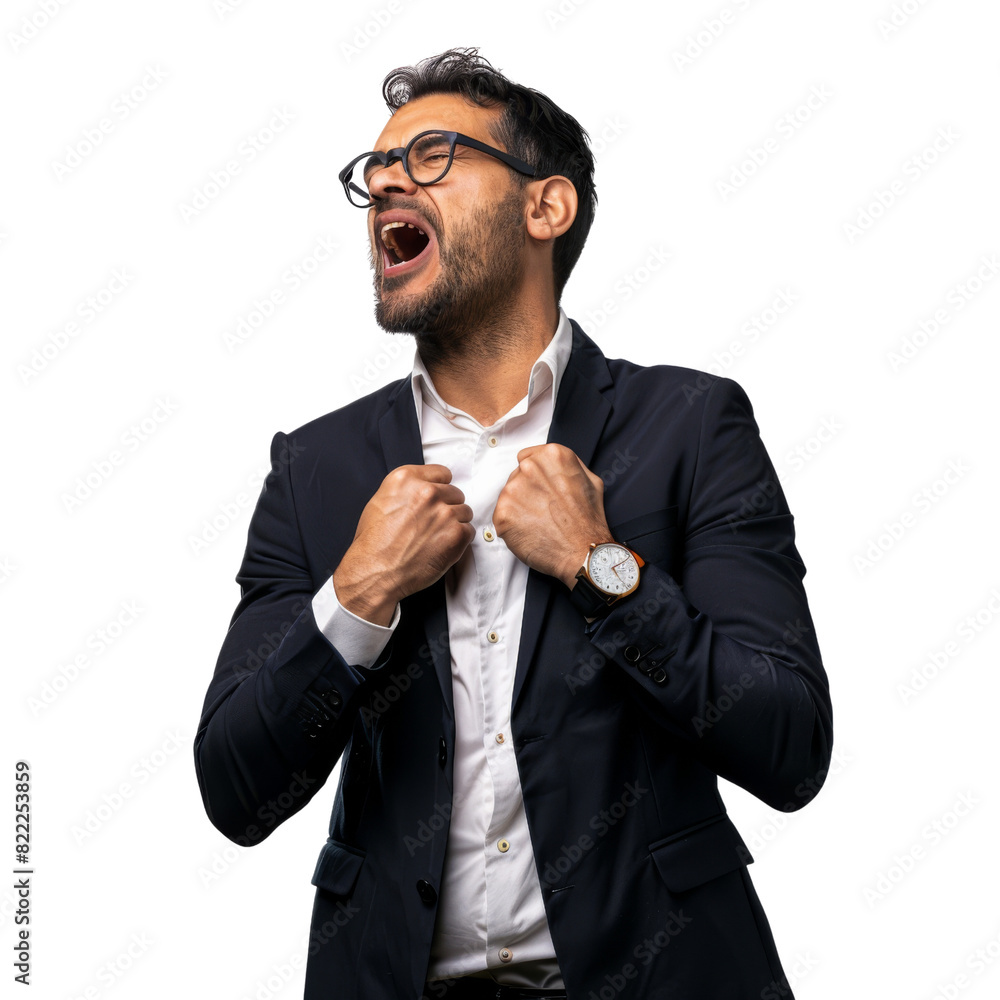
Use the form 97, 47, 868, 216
346, 132, 454, 206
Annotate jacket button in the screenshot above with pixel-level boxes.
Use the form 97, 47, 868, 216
438, 737, 447, 768
651, 667, 668, 684
416, 880, 437, 905
624, 646, 641, 663
325, 689, 342, 708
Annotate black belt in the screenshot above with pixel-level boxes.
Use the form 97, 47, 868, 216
424, 979, 567, 999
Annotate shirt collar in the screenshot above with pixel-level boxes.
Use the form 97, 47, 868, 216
410, 307, 574, 431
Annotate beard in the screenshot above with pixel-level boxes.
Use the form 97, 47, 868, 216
372, 186, 526, 365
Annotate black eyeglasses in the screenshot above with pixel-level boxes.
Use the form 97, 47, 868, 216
339, 129, 536, 208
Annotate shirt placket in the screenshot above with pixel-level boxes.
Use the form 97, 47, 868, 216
469, 422, 521, 966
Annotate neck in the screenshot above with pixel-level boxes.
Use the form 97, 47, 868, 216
417, 299, 560, 426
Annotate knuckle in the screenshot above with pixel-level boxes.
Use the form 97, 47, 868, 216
416, 482, 438, 505
447, 520, 470, 548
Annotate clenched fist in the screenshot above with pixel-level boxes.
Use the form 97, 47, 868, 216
333, 464, 474, 625
493, 443, 613, 588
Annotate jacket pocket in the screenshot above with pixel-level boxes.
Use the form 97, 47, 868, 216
311, 838, 366, 896
648, 814, 753, 893
610, 506, 679, 567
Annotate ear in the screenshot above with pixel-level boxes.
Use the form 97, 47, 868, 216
524, 175, 578, 243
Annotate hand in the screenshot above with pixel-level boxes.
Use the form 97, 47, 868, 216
493, 443, 613, 588
333, 465, 474, 625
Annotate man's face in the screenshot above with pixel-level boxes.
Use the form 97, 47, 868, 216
364, 93, 527, 347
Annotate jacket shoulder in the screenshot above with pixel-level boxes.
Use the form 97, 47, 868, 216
283, 376, 410, 446
568, 317, 748, 410
601, 358, 754, 423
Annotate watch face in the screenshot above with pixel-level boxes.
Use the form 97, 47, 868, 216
588, 543, 639, 596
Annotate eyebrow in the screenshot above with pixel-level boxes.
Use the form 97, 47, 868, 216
370, 129, 473, 153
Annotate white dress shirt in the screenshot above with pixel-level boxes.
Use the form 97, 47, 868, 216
311, 308, 573, 988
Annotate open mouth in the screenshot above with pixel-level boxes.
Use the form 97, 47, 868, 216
378, 216, 435, 275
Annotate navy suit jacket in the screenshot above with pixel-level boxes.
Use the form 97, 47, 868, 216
194, 320, 833, 999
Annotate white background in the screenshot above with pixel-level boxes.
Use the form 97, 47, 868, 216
3, 1, 999, 998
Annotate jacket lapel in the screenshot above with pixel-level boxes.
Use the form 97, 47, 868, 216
378, 377, 423, 473
511, 322, 614, 714
378, 380, 455, 719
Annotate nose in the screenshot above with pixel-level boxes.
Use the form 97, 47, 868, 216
367, 155, 418, 201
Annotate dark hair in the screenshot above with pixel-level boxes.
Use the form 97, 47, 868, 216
382, 47, 596, 302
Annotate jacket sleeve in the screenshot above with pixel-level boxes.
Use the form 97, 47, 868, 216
193, 430, 381, 844
588, 377, 833, 811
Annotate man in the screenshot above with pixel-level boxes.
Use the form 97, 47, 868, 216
194, 48, 833, 1000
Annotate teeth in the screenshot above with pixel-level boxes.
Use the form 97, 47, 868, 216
379, 219, 429, 265
380, 220, 428, 238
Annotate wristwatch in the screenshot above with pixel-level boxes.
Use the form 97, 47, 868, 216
568, 542, 645, 620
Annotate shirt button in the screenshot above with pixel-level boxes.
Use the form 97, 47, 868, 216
483, 528, 495, 542
495, 733, 505, 744
497, 839, 510, 853
415, 880, 437, 905
487, 630, 499, 643
498, 948, 513, 963
488, 435, 499, 447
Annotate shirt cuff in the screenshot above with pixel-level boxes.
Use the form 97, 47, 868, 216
311, 576, 400, 669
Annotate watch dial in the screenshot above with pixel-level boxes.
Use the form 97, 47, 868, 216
589, 544, 639, 595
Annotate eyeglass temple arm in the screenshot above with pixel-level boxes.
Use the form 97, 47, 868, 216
456, 134, 536, 177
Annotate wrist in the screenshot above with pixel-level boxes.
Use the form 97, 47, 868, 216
333, 560, 398, 627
